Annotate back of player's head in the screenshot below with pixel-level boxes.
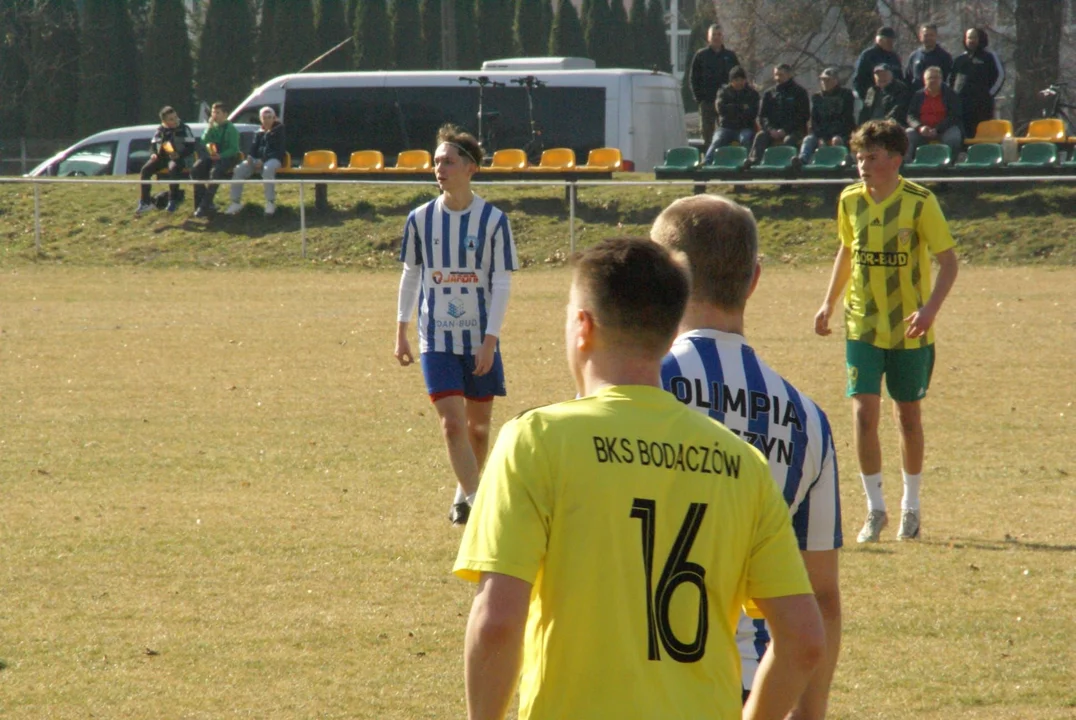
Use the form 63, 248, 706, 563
851, 119, 909, 157
436, 123, 483, 166
650, 195, 757, 311
571, 237, 689, 359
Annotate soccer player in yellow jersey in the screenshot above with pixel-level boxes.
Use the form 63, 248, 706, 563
814, 119, 959, 543
455, 238, 824, 720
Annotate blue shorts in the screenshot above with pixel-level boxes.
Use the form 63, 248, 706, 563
420, 351, 506, 402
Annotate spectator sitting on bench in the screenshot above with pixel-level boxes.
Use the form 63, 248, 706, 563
800, 67, 855, 165
905, 66, 963, 164
859, 64, 912, 127
702, 65, 759, 164
136, 106, 196, 215
749, 63, 810, 166
226, 106, 286, 216
192, 102, 241, 218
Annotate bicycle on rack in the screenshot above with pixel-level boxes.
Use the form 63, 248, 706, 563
459, 75, 505, 157
511, 75, 547, 164
1015, 81, 1076, 136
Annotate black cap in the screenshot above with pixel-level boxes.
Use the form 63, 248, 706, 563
873, 63, 892, 73
877, 26, 896, 39
729, 65, 747, 80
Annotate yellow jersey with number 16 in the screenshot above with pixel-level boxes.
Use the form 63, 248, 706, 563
454, 385, 811, 720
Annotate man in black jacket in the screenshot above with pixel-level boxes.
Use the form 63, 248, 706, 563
137, 106, 196, 214
949, 27, 1004, 140
905, 23, 953, 92
858, 65, 912, 127
225, 107, 286, 216
702, 66, 759, 164
689, 24, 740, 146
852, 27, 903, 102
800, 67, 855, 164
748, 64, 810, 165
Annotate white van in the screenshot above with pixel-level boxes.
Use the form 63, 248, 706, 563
230, 65, 685, 171
27, 123, 259, 177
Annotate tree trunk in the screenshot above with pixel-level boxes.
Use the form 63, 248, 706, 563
1012, 0, 1063, 130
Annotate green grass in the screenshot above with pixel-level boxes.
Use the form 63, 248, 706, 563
1, 175, 1075, 269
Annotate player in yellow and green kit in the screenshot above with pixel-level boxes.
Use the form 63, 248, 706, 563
455, 238, 825, 720
814, 119, 959, 543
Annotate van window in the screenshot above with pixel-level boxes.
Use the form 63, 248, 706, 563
233, 104, 282, 125
127, 138, 151, 174
56, 141, 117, 176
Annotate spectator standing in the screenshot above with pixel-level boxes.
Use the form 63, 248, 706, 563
689, 24, 740, 147
852, 27, 903, 102
225, 106, 286, 216
905, 66, 963, 163
814, 119, 959, 544
702, 65, 759, 164
455, 236, 824, 720
858, 65, 912, 127
653, 195, 843, 719
191, 102, 241, 217
949, 27, 1004, 140
749, 63, 810, 165
800, 67, 856, 165
136, 106, 196, 214
905, 23, 953, 93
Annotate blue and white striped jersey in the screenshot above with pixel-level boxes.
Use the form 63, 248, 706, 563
661, 328, 842, 691
399, 195, 518, 355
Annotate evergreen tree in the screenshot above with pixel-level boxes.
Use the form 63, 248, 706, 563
0, 1, 29, 137
584, 0, 612, 67
607, 0, 629, 68
77, 0, 140, 135
274, 0, 318, 74
537, 0, 553, 54
391, 0, 421, 69
353, 0, 391, 69
257, 0, 279, 77
454, 0, 479, 69
315, 0, 351, 71
547, 0, 585, 57
512, 0, 545, 57
140, 0, 194, 120
645, 0, 670, 72
26, 0, 80, 138
196, 0, 255, 109
579, 0, 590, 40
419, 0, 441, 68
627, 0, 646, 65
476, 0, 513, 64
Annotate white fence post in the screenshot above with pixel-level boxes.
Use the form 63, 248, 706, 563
32, 182, 42, 253
568, 181, 576, 255
299, 181, 307, 259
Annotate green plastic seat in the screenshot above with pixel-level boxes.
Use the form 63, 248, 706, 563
1009, 142, 1058, 168
906, 143, 952, 170
654, 146, 701, 173
700, 145, 748, 173
957, 143, 1004, 169
803, 145, 849, 172
752, 145, 798, 171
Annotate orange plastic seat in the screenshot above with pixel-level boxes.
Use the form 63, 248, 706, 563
1016, 118, 1066, 144
279, 149, 337, 174
576, 147, 623, 172
338, 150, 385, 173
482, 149, 528, 172
383, 149, 432, 172
528, 147, 576, 171
964, 119, 1012, 145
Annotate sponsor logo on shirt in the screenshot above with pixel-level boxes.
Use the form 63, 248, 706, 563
446, 299, 467, 318
431, 271, 480, 285
854, 249, 909, 267
465, 235, 477, 250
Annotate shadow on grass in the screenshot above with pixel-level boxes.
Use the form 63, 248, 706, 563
849, 545, 897, 555
923, 536, 1076, 553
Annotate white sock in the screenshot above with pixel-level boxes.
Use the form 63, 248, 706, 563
901, 471, 922, 511
862, 472, 886, 512
465, 492, 476, 506
453, 485, 467, 504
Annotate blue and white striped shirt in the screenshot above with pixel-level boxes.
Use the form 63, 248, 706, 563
399, 195, 518, 355
661, 328, 842, 690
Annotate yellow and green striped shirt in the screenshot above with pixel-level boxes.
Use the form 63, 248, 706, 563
837, 177, 955, 349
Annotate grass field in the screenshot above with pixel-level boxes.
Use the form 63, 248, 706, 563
1, 261, 1073, 719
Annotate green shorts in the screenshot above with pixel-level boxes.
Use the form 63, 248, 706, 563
846, 340, 935, 402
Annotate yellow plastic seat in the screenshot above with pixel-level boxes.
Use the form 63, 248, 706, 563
482, 149, 528, 172
965, 119, 1012, 145
338, 150, 385, 173
383, 149, 432, 172
577, 147, 623, 171
279, 149, 337, 174
529, 147, 576, 171
1016, 118, 1066, 144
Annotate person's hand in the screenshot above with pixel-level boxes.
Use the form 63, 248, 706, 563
395, 334, 414, 366
150, 153, 158, 162
168, 152, 179, 160
904, 305, 938, 339
814, 303, 834, 336
831, 136, 843, 146
473, 335, 498, 376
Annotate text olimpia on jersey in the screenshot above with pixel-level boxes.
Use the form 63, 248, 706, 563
399, 195, 518, 354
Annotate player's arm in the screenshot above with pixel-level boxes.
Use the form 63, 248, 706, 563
464, 572, 531, 720
790, 549, 841, 720
395, 262, 421, 365
905, 247, 958, 338
743, 593, 825, 720
814, 244, 852, 336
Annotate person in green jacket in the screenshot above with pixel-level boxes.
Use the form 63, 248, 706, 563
192, 102, 241, 217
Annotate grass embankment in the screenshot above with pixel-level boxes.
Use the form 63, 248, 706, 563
0, 176, 1073, 268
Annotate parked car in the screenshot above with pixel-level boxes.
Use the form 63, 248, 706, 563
26, 123, 258, 177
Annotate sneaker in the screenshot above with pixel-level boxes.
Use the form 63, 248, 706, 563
897, 509, 920, 540
264, 201, 276, 216
448, 501, 471, 526
856, 510, 889, 543
193, 204, 214, 218
165, 199, 178, 213
223, 202, 242, 215
135, 201, 154, 214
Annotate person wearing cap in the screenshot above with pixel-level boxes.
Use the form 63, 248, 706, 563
858, 64, 912, 127
949, 27, 1004, 140
853, 26, 903, 102
749, 63, 810, 166
905, 23, 953, 93
225, 106, 286, 216
905, 66, 963, 163
800, 67, 856, 165
702, 65, 760, 164
689, 24, 741, 147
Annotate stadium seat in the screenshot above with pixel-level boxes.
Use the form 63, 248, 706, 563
751, 145, 798, 172
654, 147, 701, 176
904, 143, 952, 171
1016, 118, 1066, 145
338, 150, 385, 173
956, 143, 1004, 170
280, 149, 337, 174
529, 147, 577, 171
964, 119, 1013, 145
1008, 141, 1058, 168
697, 146, 747, 176
577, 147, 623, 172
803, 145, 850, 173
383, 149, 433, 172
482, 149, 528, 172
282, 152, 292, 169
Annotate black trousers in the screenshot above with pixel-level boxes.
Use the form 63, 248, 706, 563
699, 101, 719, 145
191, 155, 239, 208
140, 155, 183, 203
